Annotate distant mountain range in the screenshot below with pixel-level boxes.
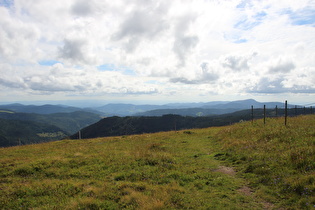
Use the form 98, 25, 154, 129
0, 103, 102, 115
131, 99, 288, 117
0, 99, 301, 147
0, 99, 290, 117
93, 99, 289, 117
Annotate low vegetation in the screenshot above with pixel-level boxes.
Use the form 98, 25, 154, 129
0, 115, 314, 209
215, 115, 315, 209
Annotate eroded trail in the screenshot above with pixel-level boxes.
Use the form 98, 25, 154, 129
213, 164, 274, 209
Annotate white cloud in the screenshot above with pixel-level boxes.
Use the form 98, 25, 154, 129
0, 0, 314, 103
268, 59, 295, 74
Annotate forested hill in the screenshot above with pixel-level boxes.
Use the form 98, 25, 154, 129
0, 111, 102, 147
70, 106, 312, 140
0, 118, 68, 147
70, 110, 255, 139
0, 111, 101, 135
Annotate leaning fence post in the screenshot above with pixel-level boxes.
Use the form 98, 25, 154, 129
285, 100, 288, 126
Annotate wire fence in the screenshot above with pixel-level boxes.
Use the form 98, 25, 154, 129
250, 100, 314, 126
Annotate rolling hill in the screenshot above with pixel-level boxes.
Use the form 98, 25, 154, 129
0, 111, 102, 135
71, 106, 313, 140
69, 109, 268, 139
0, 118, 68, 147
0, 115, 314, 209
0, 111, 102, 147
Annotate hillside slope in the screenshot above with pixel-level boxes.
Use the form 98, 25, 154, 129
0, 118, 68, 147
0, 111, 101, 135
0, 111, 101, 147
0, 115, 314, 209
70, 108, 303, 139
70, 113, 248, 139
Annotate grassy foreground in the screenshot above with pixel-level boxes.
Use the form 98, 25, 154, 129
0, 115, 314, 209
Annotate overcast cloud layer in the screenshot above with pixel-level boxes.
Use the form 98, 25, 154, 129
0, 0, 314, 104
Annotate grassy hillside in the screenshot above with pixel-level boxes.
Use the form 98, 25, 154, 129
215, 115, 315, 209
0, 115, 314, 209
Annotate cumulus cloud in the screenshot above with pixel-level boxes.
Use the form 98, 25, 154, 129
0, 78, 27, 89
0, 7, 40, 62
112, 2, 169, 53
247, 76, 315, 94
173, 35, 199, 67
173, 14, 199, 66
222, 55, 249, 71
268, 59, 296, 73
58, 39, 88, 64
170, 62, 219, 84
71, 0, 95, 17
0, 0, 315, 103
247, 77, 286, 93
0, 63, 160, 96
221, 52, 257, 71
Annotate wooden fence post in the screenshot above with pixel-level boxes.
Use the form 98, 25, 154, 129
285, 100, 288, 126
264, 105, 266, 125
251, 105, 254, 124
79, 130, 81, 139
275, 105, 278, 117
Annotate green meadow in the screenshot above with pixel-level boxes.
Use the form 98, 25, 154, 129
0, 115, 314, 209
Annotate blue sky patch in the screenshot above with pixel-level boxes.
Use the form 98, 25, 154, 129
234, 18, 261, 30
97, 64, 116, 71
98, 64, 136, 75
38, 60, 61, 66
236, 1, 247, 9
0, 0, 14, 8
234, 39, 248, 44
234, 11, 267, 31
122, 69, 136, 76
254, 11, 267, 20
282, 8, 315, 26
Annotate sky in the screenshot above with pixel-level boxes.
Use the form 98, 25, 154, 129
0, 0, 315, 106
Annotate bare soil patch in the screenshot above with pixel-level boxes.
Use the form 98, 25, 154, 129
214, 166, 275, 209
213, 166, 236, 176
237, 186, 252, 196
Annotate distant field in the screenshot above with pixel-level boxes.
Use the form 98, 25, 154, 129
0, 110, 14, 114
0, 115, 314, 209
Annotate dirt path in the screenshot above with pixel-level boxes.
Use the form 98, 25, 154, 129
214, 165, 274, 209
